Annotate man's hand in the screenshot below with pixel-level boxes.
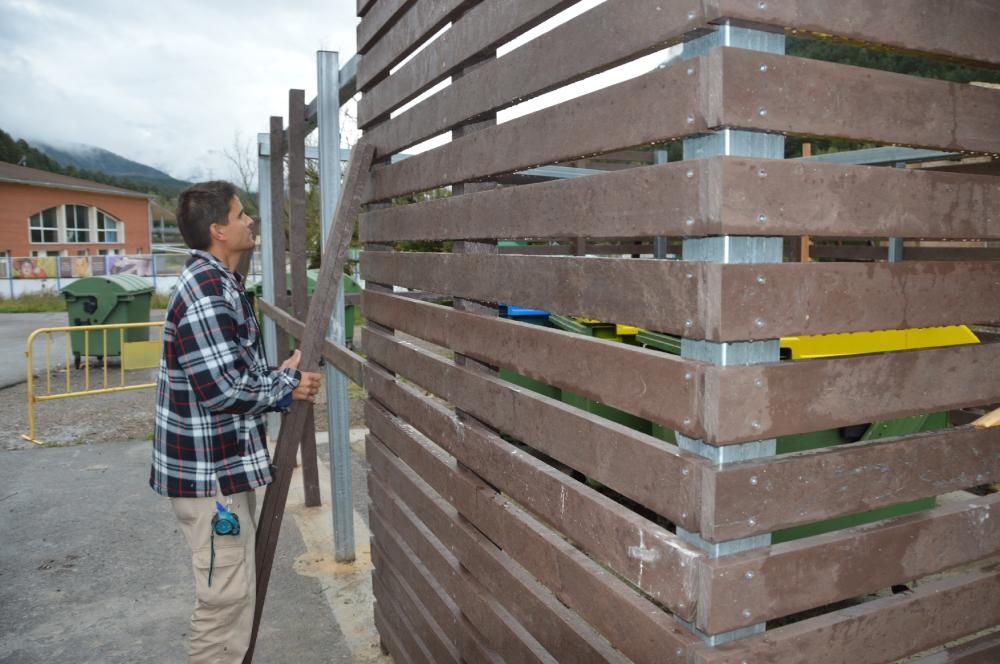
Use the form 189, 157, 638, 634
279, 350, 322, 402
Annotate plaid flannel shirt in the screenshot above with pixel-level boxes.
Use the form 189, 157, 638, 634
150, 250, 300, 498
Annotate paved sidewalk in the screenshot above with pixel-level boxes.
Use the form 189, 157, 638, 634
0, 435, 383, 664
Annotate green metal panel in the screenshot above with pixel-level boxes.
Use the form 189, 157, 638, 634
62, 275, 154, 359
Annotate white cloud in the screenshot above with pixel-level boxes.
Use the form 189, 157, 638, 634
0, 0, 358, 183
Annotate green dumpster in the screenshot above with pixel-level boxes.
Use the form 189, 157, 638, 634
61, 274, 154, 368
548, 314, 652, 434
249, 271, 359, 348
635, 327, 941, 541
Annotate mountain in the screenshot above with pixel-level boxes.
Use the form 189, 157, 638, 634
32, 140, 190, 195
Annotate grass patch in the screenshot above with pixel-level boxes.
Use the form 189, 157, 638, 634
0, 292, 66, 313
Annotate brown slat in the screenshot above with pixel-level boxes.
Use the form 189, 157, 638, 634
810, 245, 1000, 261
362, 251, 1000, 342
710, 47, 1000, 154
287, 88, 321, 509
243, 144, 376, 663
362, 362, 703, 612
373, 578, 436, 664
357, 0, 415, 53
371, 470, 629, 663
361, 322, 704, 530
710, 340, 1000, 444
259, 300, 365, 387
498, 243, 655, 256
910, 630, 1000, 664
359, 0, 575, 127
692, 564, 1000, 664
372, 547, 461, 663
373, 605, 416, 664
361, 157, 1000, 243
709, 260, 1000, 342
366, 55, 703, 201
704, 425, 1000, 541
697, 494, 1000, 634
362, 290, 704, 441
369, 518, 461, 653
360, 251, 706, 336
368, 447, 559, 664
363, 0, 705, 165
357, 0, 378, 18
357, 0, 480, 91
709, 0, 1000, 69
367, 428, 699, 663
369, 481, 523, 664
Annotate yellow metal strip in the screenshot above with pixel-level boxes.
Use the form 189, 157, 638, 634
33, 382, 157, 402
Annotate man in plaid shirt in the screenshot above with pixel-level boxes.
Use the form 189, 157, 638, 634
151, 181, 321, 663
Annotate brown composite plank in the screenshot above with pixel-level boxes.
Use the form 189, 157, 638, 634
363, 0, 705, 161
357, 0, 416, 53
366, 54, 703, 201
367, 427, 699, 663
369, 480, 532, 664
709, 0, 1000, 69
287, 88, 321, 509
359, 0, 575, 127
373, 578, 436, 664
357, 0, 481, 91
362, 360, 703, 613
357, 0, 378, 18
704, 425, 1000, 541
362, 290, 704, 439
368, 516, 462, 653
370, 470, 629, 663
692, 564, 1000, 664
361, 251, 1000, 343
372, 547, 461, 663
709, 47, 1000, 154
259, 300, 366, 387
373, 606, 416, 664
910, 630, 1000, 664
361, 157, 1000, 242
360, 251, 706, 336
697, 494, 1000, 634
361, 323, 704, 531
243, 143, 375, 663
709, 339, 1000, 444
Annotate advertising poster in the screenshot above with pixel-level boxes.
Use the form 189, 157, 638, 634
12, 257, 56, 279
107, 255, 153, 277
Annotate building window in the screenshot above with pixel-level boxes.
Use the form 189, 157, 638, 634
29, 207, 58, 243
65, 204, 90, 242
98, 249, 121, 256
97, 211, 121, 243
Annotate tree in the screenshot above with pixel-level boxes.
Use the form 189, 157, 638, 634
222, 130, 259, 217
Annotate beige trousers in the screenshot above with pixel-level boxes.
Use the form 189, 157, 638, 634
172, 489, 257, 664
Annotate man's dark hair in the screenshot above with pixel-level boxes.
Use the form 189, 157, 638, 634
176, 181, 238, 250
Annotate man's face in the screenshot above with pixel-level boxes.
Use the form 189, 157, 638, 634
215, 195, 256, 252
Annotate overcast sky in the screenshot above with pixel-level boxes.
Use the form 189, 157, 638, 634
0, 0, 358, 182
1, 0, 674, 187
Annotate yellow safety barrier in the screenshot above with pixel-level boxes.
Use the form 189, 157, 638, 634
23, 321, 164, 445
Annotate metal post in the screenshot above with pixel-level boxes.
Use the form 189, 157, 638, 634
258, 133, 280, 441
888, 163, 906, 262
677, 22, 785, 646
318, 49, 354, 562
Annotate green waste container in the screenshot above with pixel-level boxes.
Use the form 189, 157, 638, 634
635, 327, 940, 541
61, 274, 154, 368
498, 305, 561, 399
249, 271, 360, 348
548, 314, 652, 434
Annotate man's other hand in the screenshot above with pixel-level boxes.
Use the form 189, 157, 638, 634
279, 349, 322, 402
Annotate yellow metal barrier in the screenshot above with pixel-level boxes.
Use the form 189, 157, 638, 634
23, 321, 164, 445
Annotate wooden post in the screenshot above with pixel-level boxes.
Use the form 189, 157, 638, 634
800, 142, 812, 262
243, 142, 375, 663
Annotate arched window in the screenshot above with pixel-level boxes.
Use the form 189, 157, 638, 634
28, 207, 58, 243
97, 210, 122, 243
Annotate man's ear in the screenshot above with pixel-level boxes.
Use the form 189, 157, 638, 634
209, 222, 225, 242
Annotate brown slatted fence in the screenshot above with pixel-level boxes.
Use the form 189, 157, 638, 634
350, 1, 1000, 662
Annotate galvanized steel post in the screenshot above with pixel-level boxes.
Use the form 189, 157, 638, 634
258, 132, 280, 442
317, 49, 355, 562
677, 22, 785, 646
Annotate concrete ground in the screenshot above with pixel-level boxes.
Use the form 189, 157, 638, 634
0, 312, 387, 664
